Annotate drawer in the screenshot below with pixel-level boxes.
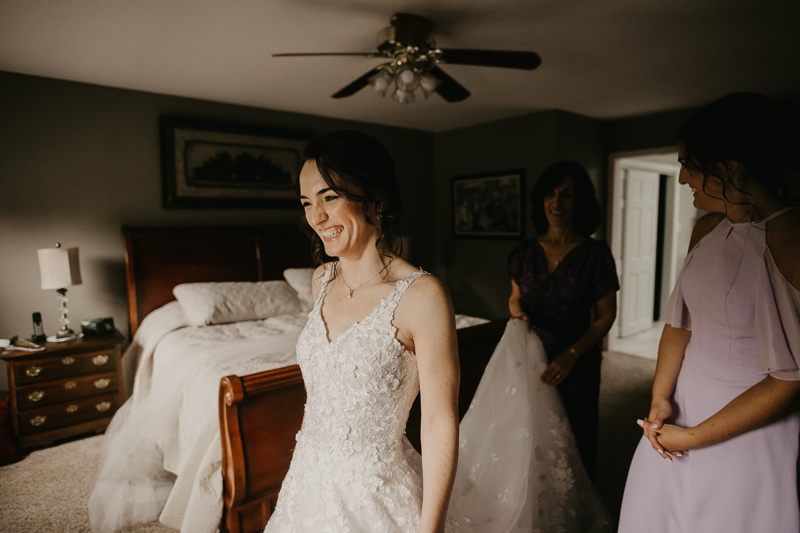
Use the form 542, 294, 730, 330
14, 348, 118, 386
18, 393, 120, 436
16, 372, 118, 411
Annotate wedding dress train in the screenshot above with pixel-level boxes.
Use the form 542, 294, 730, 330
448, 318, 609, 532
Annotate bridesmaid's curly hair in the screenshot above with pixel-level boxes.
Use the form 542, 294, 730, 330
530, 161, 603, 237
678, 92, 800, 219
298, 130, 404, 265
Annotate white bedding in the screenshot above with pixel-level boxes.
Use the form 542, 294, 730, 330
91, 301, 488, 533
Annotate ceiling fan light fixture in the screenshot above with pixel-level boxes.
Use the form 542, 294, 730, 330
419, 71, 440, 98
369, 70, 394, 97
392, 87, 415, 104
395, 66, 420, 92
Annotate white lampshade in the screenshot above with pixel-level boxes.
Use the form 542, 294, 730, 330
38, 246, 82, 290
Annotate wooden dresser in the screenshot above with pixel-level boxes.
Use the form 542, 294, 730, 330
1, 330, 125, 450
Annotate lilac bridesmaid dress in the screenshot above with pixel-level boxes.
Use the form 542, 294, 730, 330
619, 208, 800, 533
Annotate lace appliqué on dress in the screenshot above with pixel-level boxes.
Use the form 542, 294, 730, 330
266, 266, 427, 533
447, 320, 609, 533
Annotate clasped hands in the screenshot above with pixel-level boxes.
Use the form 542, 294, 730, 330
638, 397, 695, 462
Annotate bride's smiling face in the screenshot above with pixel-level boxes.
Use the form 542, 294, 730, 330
299, 160, 377, 259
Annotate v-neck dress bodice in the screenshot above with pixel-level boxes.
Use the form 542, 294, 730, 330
508, 238, 619, 359
265, 264, 426, 533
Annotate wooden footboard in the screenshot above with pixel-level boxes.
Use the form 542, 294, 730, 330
219, 365, 306, 533
218, 319, 507, 533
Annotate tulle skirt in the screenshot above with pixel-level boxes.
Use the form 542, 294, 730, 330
447, 319, 610, 532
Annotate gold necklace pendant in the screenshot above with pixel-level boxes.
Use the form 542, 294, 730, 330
340, 258, 393, 300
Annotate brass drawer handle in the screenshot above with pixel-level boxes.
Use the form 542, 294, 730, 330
94, 378, 111, 389
28, 391, 45, 402
26, 366, 43, 377
66, 405, 79, 413
30, 415, 47, 427
93, 355, 109, 366
96, 401, 112, 412
64, 381, 77, 390
62, 357, 75, 365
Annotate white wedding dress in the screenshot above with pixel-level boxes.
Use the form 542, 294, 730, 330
265, 265, 609, 533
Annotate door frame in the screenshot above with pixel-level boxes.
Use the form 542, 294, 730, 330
606, 148, 680, 352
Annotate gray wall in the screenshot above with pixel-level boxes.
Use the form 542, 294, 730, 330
0, 71, 435, 392
5, 72, 796, 394
434, 110, 606, 320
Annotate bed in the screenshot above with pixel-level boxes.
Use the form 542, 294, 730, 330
118, 225, 506, 533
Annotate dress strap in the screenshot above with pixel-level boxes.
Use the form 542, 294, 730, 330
380, 268, 427, 321
313, 262, 337, 309
762, 206, 798, 224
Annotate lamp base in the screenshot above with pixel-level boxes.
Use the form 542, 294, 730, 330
55, 328, 81, 341
47, 331, 84, 343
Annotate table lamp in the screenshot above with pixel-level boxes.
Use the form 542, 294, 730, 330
37, 243, 82, 340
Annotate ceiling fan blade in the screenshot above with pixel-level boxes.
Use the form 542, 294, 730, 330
332, 67, 383, 99
273, 52, 376, 58
438, 49, 542, 70
429, 66, 470, 103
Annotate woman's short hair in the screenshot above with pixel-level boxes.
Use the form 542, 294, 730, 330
530, 161, 602, 236
678, 92, 800, 208
300, 130, 403, 263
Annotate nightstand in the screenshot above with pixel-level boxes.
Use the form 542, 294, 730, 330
1, 330, 125, 450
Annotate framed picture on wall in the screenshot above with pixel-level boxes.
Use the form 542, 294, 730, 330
452, 169, 525, 238
160, 117, 312, 208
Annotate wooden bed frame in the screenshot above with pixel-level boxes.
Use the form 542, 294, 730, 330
122, 225, 506, 533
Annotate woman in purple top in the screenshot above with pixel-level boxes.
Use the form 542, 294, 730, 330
508, 161, 619, 479
619, 93, 800, 532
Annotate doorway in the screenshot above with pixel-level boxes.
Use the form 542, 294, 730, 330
606, 150, 696, 359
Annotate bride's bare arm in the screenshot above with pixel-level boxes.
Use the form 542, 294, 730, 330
402, 276, 460, 533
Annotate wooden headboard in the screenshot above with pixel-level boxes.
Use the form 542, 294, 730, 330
122, 225, 315, 336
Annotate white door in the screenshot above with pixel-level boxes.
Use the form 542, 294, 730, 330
620, 168, 660, 337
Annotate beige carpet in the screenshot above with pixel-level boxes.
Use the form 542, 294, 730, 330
596, 351, 657, 529
0, 351, 655, 533
0, 435, 173, 533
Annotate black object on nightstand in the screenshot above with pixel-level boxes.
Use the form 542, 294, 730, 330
32, 312, 46, 343
81, 317, 115, 335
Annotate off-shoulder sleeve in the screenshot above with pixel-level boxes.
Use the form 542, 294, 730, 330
663, 249, 695, 331
755, 250, 800, 380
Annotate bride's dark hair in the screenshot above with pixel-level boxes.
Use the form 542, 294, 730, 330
299, 130, 404, 265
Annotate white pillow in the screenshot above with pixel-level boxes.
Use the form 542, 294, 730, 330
283, 268, 316, 312
173, 281, 303, 326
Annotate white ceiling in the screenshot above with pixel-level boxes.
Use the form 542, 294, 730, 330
2, 0, 799, 132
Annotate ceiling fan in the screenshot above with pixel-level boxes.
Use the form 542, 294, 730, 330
273, 12, 542, 103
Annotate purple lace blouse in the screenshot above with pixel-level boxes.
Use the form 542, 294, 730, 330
508, 238, 619, 359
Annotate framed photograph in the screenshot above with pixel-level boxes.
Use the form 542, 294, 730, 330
452, 169, 525, 238
160, 117, 312, 208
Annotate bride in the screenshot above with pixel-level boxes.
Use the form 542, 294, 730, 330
264, 130, 609, 533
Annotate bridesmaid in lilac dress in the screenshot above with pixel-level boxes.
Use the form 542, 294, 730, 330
619, 93, 800, 532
